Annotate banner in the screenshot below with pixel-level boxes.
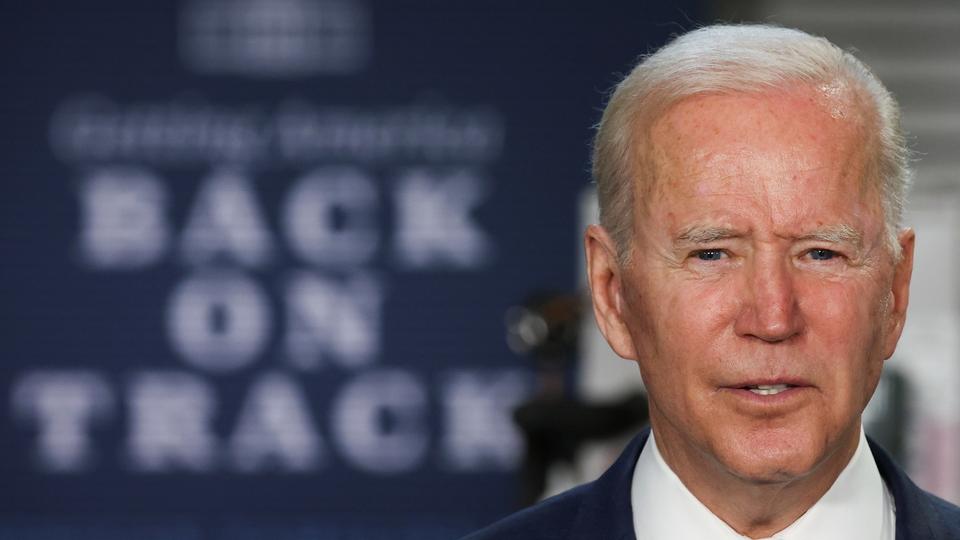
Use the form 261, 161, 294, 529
0, 1, 700, 537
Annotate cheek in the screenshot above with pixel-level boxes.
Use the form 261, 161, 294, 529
799, 278, 887, 401
633, 277, 739, 376
801, 278, 884, 352
663, 278, 740, 336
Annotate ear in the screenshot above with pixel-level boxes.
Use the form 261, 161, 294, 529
584, 224, 640, 360
882, 228, 915, 360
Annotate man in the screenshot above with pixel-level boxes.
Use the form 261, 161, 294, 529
464, 24, 960, 539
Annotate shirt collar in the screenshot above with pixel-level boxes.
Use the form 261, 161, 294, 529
631, 426, 894, 539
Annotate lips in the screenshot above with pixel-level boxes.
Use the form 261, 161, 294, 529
722, 378, 813, 397
719, 380, 812, 411
742, 383, 793, 395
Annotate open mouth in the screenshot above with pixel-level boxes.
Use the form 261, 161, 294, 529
741, 384, 795, 396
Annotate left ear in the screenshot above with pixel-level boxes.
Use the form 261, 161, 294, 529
882, 228, 915, 360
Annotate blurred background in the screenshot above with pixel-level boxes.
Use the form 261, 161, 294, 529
0, 1, 957, 538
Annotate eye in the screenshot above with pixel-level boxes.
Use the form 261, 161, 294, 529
808, 248, 836, 261
694, 249, 725, 261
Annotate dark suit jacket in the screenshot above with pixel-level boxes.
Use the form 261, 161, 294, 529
463, 428, 960, 539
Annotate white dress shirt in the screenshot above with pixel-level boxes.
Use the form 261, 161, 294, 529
631, 427, 895, 539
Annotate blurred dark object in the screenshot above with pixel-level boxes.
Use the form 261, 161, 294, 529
505, 293, 581, 363
505, 292, 648, 506
865, 368, 910, 465
514, 392, 648, 506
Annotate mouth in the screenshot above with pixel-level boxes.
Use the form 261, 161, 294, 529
741, 383, 795, 396
720, 379, 813, 408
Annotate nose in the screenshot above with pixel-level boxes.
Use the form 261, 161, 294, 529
734, 253, 803, 342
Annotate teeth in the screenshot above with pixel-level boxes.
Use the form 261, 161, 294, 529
748, 384, 789, 396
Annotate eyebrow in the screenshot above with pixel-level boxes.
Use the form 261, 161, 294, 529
674, 224, 863, 246
798, 224, 863, 247
675, 226, 743, 245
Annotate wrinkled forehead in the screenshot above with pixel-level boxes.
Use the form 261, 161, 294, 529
637, 83, 879, 212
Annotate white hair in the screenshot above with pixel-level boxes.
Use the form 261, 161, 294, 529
592, 24, 911, 262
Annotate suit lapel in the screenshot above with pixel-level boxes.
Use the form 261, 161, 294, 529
868, 437, 940, 540
568, 429, 650, 540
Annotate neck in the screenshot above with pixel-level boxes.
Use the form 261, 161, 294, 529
649, 417, 861, 539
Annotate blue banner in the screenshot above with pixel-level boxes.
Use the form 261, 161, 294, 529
0, 1, 701, 537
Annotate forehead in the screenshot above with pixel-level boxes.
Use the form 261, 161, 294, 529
639, 86, 881, 235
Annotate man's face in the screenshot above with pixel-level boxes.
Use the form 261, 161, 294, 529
588, 86, 914, 484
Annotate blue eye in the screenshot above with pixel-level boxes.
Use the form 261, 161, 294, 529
696, 249, 724, 261
809, 249, 836, 260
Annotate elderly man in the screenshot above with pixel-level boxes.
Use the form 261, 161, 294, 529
465, 24, 960, 539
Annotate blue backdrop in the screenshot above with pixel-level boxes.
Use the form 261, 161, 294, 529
0, 1, 701, 538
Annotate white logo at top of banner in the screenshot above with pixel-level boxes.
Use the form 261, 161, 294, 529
179, 0, 370, 77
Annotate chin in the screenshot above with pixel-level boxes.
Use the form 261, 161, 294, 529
712, 425, 829, 485
727, 456, 813, 485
